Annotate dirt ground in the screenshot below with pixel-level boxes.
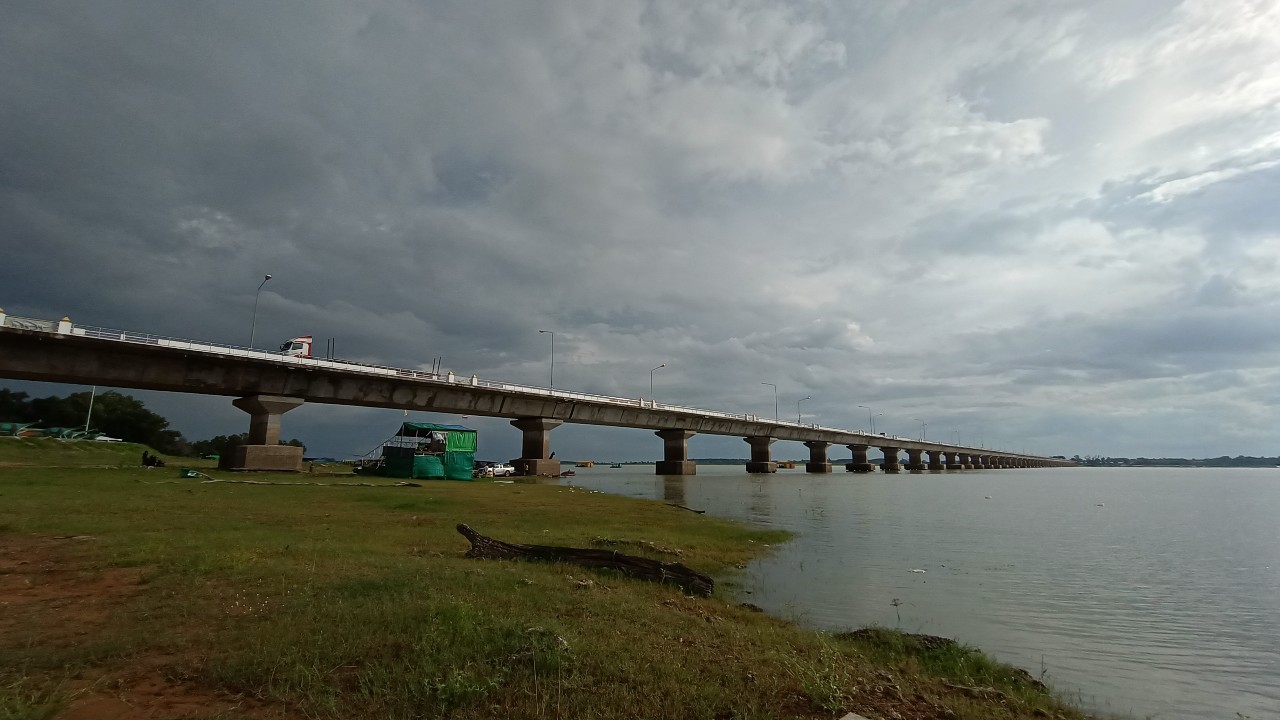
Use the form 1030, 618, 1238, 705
0, 534, 284, 719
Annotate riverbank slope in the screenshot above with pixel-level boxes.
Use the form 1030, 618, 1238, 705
0, 440, 1101, 719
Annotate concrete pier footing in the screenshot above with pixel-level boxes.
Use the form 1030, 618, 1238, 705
905, 448, 926, 473
745, 436, 777, 473
656, 429, 697, 476
225, 395, 304, 471
845, 444, 875, 473
805, 441, 832, 473
879, 446, 902, 473
511, 417, 562, 476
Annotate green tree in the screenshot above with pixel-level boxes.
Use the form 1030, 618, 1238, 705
1, 388, 185, 453
0, 389, 32, 420
190, 433, 306, 457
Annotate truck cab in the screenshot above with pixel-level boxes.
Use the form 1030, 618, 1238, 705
279, 336, 313, 357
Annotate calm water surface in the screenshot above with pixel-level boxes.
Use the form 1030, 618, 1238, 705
558, 465, 1279, 720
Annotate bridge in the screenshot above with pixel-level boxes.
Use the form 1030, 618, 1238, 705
0, 309, 1073, 474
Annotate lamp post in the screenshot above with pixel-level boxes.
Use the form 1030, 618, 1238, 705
761, 382, 777, 421
83, 386, 96, 431
857, 405, 883, 434
952, 431, 960, 445
797, 396, 811, 424
538, 330, 555, 388
913, 418, 927, 441
650, 363, 665, 401
248, 274, 273, 348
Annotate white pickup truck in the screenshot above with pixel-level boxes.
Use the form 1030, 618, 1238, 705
474, 461, 517, 478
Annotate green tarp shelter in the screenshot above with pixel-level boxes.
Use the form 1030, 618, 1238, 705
370, 422, 477, 480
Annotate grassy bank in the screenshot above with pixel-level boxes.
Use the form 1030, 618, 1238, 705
0, 439, 1100, 719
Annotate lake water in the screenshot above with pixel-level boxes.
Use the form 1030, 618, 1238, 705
557, 465, 1280, 720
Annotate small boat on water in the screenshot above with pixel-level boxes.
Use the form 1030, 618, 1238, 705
559, 470, 576, 477
609, 463, 623, 468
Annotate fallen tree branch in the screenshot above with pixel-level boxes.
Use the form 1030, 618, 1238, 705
195, 478, 420, 487
456, 523, 714, 597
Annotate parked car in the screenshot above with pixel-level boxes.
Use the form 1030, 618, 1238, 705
473, 461, 518, 478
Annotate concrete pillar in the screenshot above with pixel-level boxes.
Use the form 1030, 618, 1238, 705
744, 436, 777, 473
879, 447, 902, 473
959, 453, 974, 469
227, 395, 305, 471
927, 450, 944, 472
905, 448, 926, 473
804, 441, 832, 473
945, 451, 963, 471
57, 316, 72, 334
846, 444, 874, 473
511, 417, 563, 476
655, 429, 697, 475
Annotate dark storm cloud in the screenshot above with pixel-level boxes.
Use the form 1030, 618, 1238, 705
4, 1, 1280, 460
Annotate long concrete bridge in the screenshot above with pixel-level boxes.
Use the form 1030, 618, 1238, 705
0, 310, 1073, 474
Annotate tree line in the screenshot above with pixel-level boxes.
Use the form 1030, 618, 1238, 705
1071, 454, 1280, 467
0, 389, 304, 456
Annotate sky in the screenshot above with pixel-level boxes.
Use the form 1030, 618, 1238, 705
3, 0, 1280, 462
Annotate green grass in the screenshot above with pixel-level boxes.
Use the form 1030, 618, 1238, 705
0, 439, 1104, 719
0, 436, 165, 467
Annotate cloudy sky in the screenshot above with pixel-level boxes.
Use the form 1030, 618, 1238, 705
4, 0, 1280, 462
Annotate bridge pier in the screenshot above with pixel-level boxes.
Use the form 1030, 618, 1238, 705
945, 451, 962, 470
226, 395, 304, 471
511, 418, 562, 476
744, 436, 777, 473
927, 450, 945, 472
804, 441, 832, 473
879, 446, 902, 473
655, 429, 697, 475
845, 444, 874, 473
905, 448, 926, 473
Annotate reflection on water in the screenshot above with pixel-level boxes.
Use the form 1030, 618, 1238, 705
559, 465, 1280, 720
662, 476, 686, 505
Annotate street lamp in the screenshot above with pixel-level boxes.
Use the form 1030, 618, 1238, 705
761, 382, 777, 421
952, 431, 961, 445
855, 404, 885, 430
797, 396, 811, 424
248, 274, 273, 348
650, 363, 665, 400
538, 330, 555, 387
83, 386, 96, 431
913, 418, 927, 441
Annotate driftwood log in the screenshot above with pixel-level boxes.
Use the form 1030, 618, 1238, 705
456, 523, 714, 597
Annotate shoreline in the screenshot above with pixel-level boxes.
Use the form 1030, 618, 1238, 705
0, 440, 1102, 719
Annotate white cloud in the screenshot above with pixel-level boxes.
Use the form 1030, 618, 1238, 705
4, 0, 1280, 459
